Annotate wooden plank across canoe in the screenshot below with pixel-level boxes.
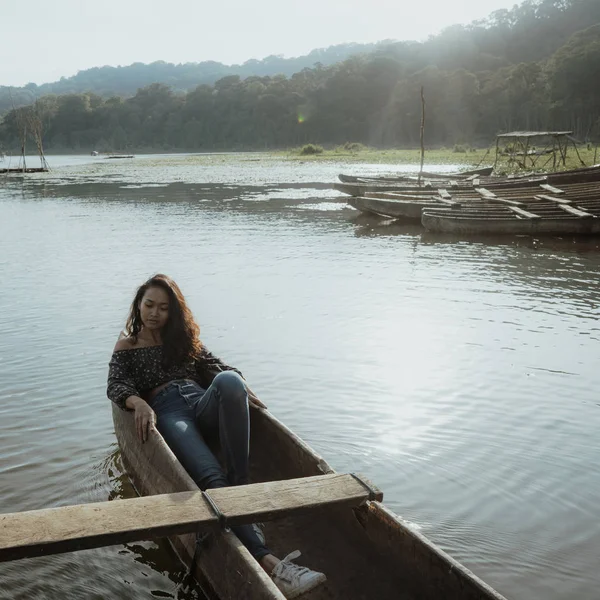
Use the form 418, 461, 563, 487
508, 206, 541, 219
540, 183, 565, 194
559, 204, 595, 218
475, 188, 525, 207
438, 189, 452, 200
475, 187, 496, 198
0, 473, 381, 562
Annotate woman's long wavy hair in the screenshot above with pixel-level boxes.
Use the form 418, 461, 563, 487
125, 274, 202, 368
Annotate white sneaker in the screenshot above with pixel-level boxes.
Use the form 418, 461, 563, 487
270, 550, 326, 599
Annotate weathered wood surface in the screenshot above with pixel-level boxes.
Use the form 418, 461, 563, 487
113, 395, 510, 600
250, 409, 510, 600
113, 405, 282, 600
475, 190, 526, 207
540, 183, 565, 194
0, 474, 380, 562
422, 210, 600, 235
508, 206, 541, 219
559, 204, 595, 218
438, 197, 461, 206
475, 187, 497, 198
534, 194, 572, 204
348, 196, 432, 220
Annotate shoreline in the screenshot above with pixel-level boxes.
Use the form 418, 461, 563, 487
3, 147, 597, 172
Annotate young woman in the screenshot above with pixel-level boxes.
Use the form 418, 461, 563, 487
107, 274, 326, 598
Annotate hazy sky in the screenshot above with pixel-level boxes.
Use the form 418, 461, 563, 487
2, 0, 519, 86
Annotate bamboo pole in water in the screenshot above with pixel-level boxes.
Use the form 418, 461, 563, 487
418, 87, 425, 186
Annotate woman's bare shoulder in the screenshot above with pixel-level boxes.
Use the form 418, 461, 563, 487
114, 334, 135, 352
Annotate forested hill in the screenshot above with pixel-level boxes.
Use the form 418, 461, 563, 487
0, 43, 383, 116
1, 0, 600, 151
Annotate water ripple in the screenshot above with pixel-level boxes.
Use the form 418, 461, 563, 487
1, 155, 600, 600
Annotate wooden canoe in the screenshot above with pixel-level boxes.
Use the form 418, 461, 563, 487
338, 167, 494, 184
113, 404, 507, 600
335, 166, 600, 198
422, 209, 600, 235
348, 196, 451, 221
0, 167, 48, 174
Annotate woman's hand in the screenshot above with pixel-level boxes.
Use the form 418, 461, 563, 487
246, 386, 267, 410
131, 399, 156, 443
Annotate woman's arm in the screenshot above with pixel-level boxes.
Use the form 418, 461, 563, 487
107, 339, 156, 442
195, 346, 266, 409
125, 395, 156, 442
107, 340, 140, 410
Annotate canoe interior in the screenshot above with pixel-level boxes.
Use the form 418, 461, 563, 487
113, 404, 506, 600
249, 411, 506, 600
112, 404, 283, 600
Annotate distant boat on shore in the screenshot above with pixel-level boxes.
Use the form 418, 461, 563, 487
106, 154, 135, 159
0, 167, 48, 174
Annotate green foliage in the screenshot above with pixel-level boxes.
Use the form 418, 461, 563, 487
342, 142, 366, 152
1, 0, 599, 152
300, 144, 324, 155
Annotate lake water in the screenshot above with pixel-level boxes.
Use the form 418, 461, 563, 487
1, 153, 599, 599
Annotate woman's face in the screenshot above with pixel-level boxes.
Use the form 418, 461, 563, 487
139, 286, 170, 331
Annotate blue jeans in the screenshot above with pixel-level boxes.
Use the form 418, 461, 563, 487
149, 371, 270, 560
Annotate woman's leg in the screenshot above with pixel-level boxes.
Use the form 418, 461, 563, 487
154, 381, 269, 560
192, 371, 250, 486
165, 379, 327, 596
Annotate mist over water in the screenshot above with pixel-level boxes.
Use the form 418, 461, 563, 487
1, 154, 599, 599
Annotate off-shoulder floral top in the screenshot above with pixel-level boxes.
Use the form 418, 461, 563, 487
107, 345, 242, 410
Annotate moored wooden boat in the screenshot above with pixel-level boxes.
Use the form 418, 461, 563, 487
338, 166, 493, 184
422, 207, 600, 235
345, 179, 600, 222
348, 196, 453, 221
335, 165, 600, 198
0, 167, 48, 174
113, 404, 508, 600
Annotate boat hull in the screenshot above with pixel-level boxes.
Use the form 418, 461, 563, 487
113, 404, 507, 600
422, 211, 600, 235
348, 196, 437, 220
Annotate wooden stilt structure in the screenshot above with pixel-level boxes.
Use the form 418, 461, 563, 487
494, 131, 585, 172
26, 102, 49, 171
0, 103, 49, 175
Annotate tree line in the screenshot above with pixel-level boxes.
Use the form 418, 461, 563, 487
1, 0, 599, 152
0, 43, 384, 118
